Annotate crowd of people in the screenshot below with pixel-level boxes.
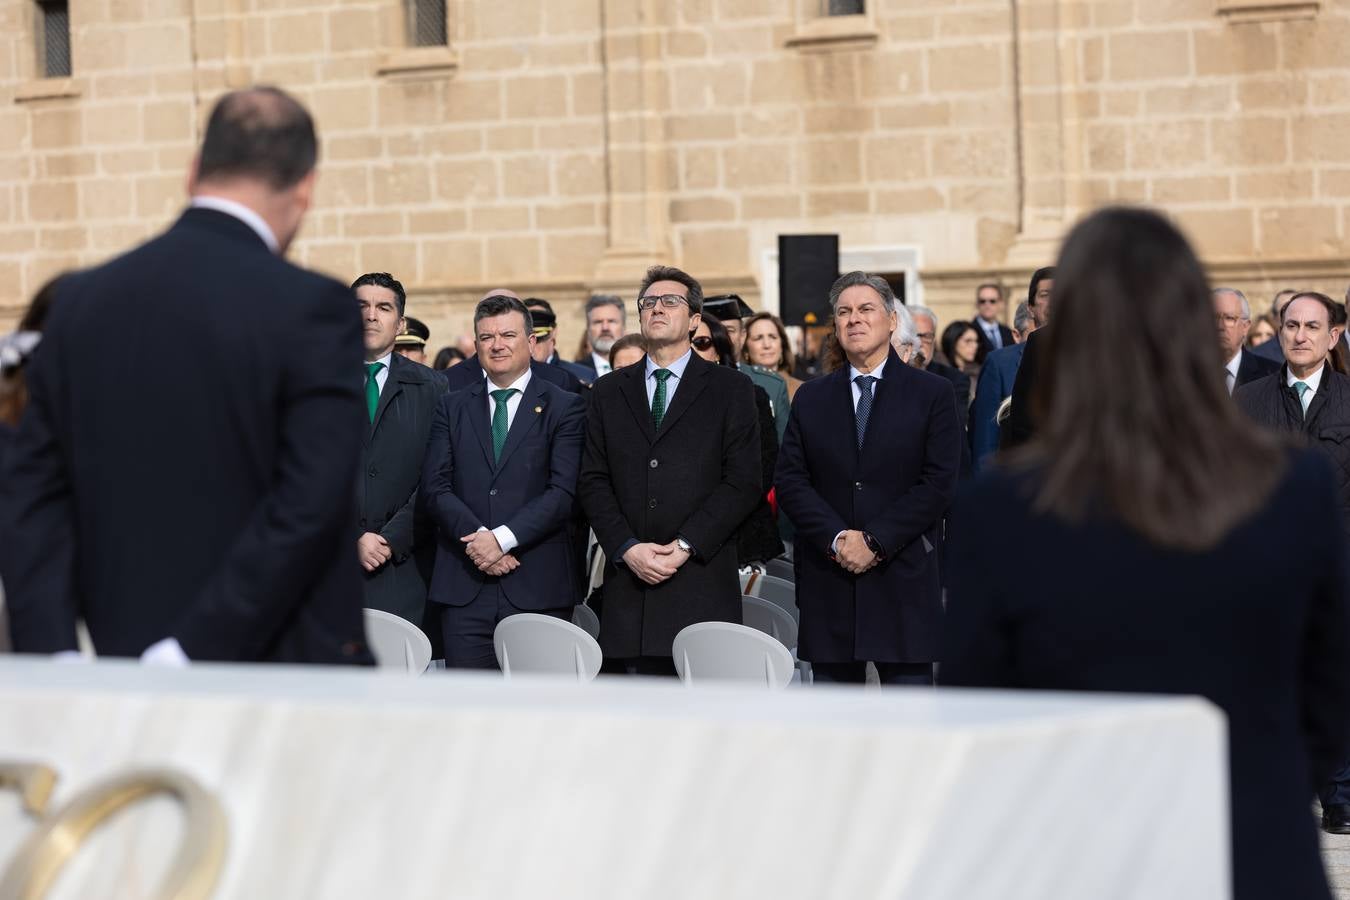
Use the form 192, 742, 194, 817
0, 87, 1348, 898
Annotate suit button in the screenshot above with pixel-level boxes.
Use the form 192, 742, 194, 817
489, 488, 498, 496
368, 466, 378, 477
648, 498, 657, 509
649, 459, 658, 468
855, 481, 862, 491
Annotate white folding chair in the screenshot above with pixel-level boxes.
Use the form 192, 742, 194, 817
495, 613, 602, 682
571, 603, 601, 642
671, 622, 795, 689
764, 557, 795, 583
748, 573, 798, 623
363, 609, 433, 675
741, 594, 798, 652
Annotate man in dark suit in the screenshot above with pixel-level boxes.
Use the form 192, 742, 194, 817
578, 266, 761, 675
354, 272, 447, 626
0, 87, 372, 664
1215, 287, 1280, 394
970, 300, 1036, 472
973, 282, 1016, 354
776, 272, 961, 685
574, 294, 626, 379
422, 295, 586, 668
443, 291, 584, 395
524, 297, 596, 385
1234, 290, 1350, 834
1000, 267, 1056, 450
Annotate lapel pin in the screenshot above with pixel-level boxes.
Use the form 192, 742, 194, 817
534, 405, 543, 413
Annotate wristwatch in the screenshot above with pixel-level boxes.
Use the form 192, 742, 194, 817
861, 531, 886, 560
676, 537, 693, 555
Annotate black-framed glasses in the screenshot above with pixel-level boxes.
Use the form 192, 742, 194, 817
637, 294, 689, 311
691, 336, 714, 351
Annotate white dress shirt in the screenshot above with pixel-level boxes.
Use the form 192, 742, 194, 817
645, 348, 693, 408
480, 367, 533, 553
591, 352, 612, 376
1224, 349, 1243, 396
1288, 362, 1325, 415
368, 351, 393, 395
189, 195, 279, 254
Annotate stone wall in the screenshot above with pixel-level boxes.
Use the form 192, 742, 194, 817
1, 0, 1348, 346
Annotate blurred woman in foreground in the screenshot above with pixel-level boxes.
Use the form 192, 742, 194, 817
942, 207, 1350, 900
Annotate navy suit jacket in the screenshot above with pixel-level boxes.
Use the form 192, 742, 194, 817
421, 373, 585, 611
550, 354, 595, 385
970, 342, 1026, 472
774, 348, 961, 663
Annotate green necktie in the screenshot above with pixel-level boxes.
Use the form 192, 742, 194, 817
651, 368, 673, 430
364, 361, 384, 423
1294, 380, 1311, 419
491, 388, 518, 462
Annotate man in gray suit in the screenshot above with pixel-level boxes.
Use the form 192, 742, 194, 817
355, 271, 447, 625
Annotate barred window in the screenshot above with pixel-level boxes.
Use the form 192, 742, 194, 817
406, 0, 447, 47
36, 0, 71, 78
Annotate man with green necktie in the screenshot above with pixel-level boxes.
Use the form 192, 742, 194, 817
421, 295, 587, 668
578, 266, 763, 675
354, 272, 447, 627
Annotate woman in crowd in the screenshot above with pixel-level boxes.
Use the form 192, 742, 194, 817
692, 316, 782, 565
742, 312, 803, 403
939, 320, 983, 403
1246, 312, 1277, 349
606, 333, 647, 370
942, 206, 1350, 900
431, 346, 465, 370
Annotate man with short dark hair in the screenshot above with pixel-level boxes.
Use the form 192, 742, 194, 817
776, 271, 960, 686
442, 288, 584, 395
579, 266, 761, 675
1000, 266, 1056, 450
0, 86, 373, 664
1234, 290, 1350, 834
422, 294, 586, 668
524, 297, 595, 385
577, 294, 627, 378
353, 272, 446, 627
1214, 287, 1279, 395
973, 282, 1014, 354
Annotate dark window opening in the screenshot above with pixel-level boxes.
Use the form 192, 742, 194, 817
407, 0, 447, 47
826, 0, 865, 15
36, 0, 71, 78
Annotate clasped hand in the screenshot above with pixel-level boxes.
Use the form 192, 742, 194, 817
622, 541, 691, 586
461, 530, 519, 577
835, 530, 878, 576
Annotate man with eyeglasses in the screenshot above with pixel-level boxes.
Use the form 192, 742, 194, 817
1215, 287, 1278, 396
973, 282, 1014, 354
578, 266, 762, 676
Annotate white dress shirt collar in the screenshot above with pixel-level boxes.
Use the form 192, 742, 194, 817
847, 357, 888, 384
190, 195, 280, 254
486, 366, 532, 395
592, 351, 613, 374
1224, 349, 1242, 394
1287, 362, 1326, 395
368, 351, 393, 394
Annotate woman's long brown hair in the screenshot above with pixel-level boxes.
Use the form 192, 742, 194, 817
1017, 207, 1284, 551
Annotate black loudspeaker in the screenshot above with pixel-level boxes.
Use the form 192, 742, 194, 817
778, 234, 839, 327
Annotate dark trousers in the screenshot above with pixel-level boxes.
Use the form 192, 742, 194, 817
812, 661, 934, 686
1322, 760, 1350, 807
439, 583, 570, 670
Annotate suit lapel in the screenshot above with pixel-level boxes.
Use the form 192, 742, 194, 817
367, 356, 407, 445
620, 363, 658, 445
653, 353, 710, 439
493, 376, 547, 477
465, 380, 494, 468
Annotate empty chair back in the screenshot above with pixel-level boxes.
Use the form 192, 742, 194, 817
749, 574, 798, 622
363, 609, 433, 674
764, 557, 795, 582
495, 613, 602, 682
741, 594, 798, 651
672, 622, 795, 689
571, 603, 601, 641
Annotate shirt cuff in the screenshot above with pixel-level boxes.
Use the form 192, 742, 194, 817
831, 530, 848, 555
141, 637, 190, 667
51, 650, 88, 664
491, 525, 518, 554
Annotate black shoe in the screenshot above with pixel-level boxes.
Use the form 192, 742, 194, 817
1322, 803, 1350, 834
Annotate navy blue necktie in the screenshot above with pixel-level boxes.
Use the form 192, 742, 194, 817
854, 375, 876, 449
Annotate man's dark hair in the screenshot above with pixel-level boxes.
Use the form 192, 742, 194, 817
351, 272, 406, 317
1028, 267, 1055, 307
197, 87, 318, 191
1281, 291, 1341, 326
639, 266, 703, 314
523, 297, 554, 316
474, 294, 534, 333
